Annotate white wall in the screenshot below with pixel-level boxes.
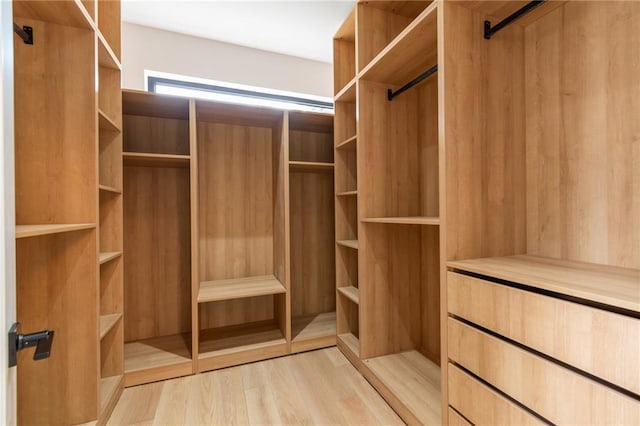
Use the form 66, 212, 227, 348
122, 23, 333, 98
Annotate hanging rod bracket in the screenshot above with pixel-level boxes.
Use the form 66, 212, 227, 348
484, 0, 546, 40
387, 64, 438, 101
13, 23, 33, 45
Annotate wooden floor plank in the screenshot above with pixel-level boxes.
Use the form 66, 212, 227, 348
107, 347, 402, 425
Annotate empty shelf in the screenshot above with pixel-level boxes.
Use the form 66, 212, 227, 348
198, 275, 286, 303
99, 313, 121, 340
98, 109, 121, 133
337, 239, 359, 250
98, 31, 121, 70
124, 333, 192, 386
13, 0, 93, 29
336, 135, 357, 150
199, 321, 286, 360
16, 223, 95, 239
99, 251, 122, 265
448, 255, 640, 312
99, 184, 122, 194
360, 2, 438, 86
292, 311, 337, 342
364, 351, 441, 425
123, 152, 190, 168
335, 77, 357, 103
289, 161, 335, 173
336, 190, 358, 197
362, 216, 440, 225
338, 333, 360, 357
338, 286, 359, 304
99, 375, 123, 416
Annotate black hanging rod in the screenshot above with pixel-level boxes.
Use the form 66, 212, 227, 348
13, 23, 33, 45
387, 64, 438, 101
484, 0, 546, 40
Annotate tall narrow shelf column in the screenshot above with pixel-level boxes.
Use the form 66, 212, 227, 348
96, 0, 124, 421
288, 111, 337, 353
122, 91, 194, 387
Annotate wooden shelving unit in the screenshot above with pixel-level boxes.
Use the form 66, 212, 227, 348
124, 333, 192, 387
337, 286, 359, 304
15, 223, 96, 239
337, 333, 360, 358
336, 239, 359, 250
291, 312, 337, 353
289, 160, 334, 172
12, 1, 123, 423
362, 216, 440, 225
122, 152, 190, 168
199, 321, 287, 371
99, 313, 122, 340
363, 351, 441, 425
198, 275, 286, 303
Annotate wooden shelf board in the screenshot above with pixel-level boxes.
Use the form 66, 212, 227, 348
99, 184, 122, 194
336, 190, 358, 197
338, 286, 360, 304
336, 239, 359, 250
199, 320, 286, 360
289, 161, 335, 173
362, 216, 440, 225
99, 375, 123, 416
98, 31, 121, 70
124, 333, 192, 375
292, 311, 337, 342
359, 2, 438, 86
99, 109, 121, 133
123, 89, 190, 120
13, 0, 94, 30
337, 333, 359, 357
99, 251, 122, 265
99, 313, 122, 340
198, 275, 286, 303
16, 223, 95, 239
335, 77, 357, 103
289, 111, 334, 133
123, 152, 190, 168
448, 255, 640, 312
364, 350, 441, 425
336, 135, 357, 150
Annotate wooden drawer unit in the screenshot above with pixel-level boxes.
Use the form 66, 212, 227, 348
447, 271, 640, 395
448, 364, 544, 426
448, 318, 640, 425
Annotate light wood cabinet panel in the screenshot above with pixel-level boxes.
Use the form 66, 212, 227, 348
448, 270, 640, 394
448, 364, 544, 426
448, 318, 640, 425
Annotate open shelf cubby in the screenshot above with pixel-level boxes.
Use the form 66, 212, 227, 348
333, 7, 356, 95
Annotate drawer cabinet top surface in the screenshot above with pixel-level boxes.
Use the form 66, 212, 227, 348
448, 255, 639, 312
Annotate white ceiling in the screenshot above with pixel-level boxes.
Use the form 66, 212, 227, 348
122, 1, 355, 63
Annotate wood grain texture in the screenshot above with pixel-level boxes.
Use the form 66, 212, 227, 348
448, 270, 639, 395
98, 66, 121, 129
123, 166, 192, 341
440, 1, 526, 263
98, 128, 122, 190
448, 255, 640, 312
109, 348, 402, 426
290, 169, 336, 317
289, 130, 334, 163
188, 98, 201, 374
291, 312, 337, 353
524, 1, 640, 269
97, 0, 120, 59
197, 120, 277, 329
448, 318, 640, 425
359, 2, 437, 85
448, 408, 472, 426
13, 0, 94, 29
16, 231, 98, 425
122, 90, 189, 119
198, 275, 286, 303
124, 333, 193, 387
14, 19, 97, 225
361, 350, 441, 425
123, 115, 189, 155
448, 364, 543, 426
334, 30, 356, 94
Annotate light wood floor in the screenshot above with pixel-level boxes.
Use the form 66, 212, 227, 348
108, 347, 404, 425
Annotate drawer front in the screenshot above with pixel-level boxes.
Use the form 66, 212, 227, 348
448, 364, 543, 426
448, 318, 640, 425
448, 407, 472, 426
447, 271, 640, 395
